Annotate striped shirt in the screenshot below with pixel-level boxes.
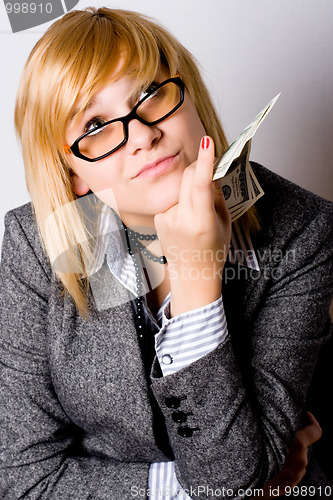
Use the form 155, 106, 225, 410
91, 206, 260, 499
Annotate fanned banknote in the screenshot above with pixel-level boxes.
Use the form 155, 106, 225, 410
221, 139, 264, 222
213, 93, 280, 222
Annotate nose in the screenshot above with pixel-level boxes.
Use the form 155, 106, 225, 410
127, 118, 162, 154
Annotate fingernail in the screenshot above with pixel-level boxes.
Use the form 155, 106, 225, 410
201, 136, 210, 149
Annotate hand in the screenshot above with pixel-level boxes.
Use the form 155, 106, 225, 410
154, 136, 231, 317
251, 412, 322, 499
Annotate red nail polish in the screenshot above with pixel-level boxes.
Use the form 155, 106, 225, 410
201, 136, 210, 149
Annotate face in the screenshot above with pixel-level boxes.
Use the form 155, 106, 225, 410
65, 67, 206, 229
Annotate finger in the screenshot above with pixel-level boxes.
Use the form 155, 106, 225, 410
178, 162, 196, 211
296, 413, 322, 446
193, 136, 215, 215
278, 468, 305, 492
282, 450, 308, 486
267, 468, 297, 491
303, 411, 322, 431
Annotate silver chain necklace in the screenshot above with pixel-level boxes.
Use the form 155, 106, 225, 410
121, 221, 167, 337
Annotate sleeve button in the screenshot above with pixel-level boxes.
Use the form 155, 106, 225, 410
172, 411, 187, 423
177, 426, 193, 438
161, 354, 173, 365
165, 396, 181, 409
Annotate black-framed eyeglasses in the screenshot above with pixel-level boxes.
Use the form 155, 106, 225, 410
65, 76, 185, 162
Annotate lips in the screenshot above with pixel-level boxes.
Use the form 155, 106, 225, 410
134, 153, 179, 178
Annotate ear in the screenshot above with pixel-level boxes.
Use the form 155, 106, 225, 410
71, 173, 91, 196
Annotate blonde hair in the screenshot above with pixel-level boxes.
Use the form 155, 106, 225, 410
15, 7, 259, 320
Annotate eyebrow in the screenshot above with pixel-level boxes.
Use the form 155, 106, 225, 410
68, 78, 157, 125
69, 99, 99, 124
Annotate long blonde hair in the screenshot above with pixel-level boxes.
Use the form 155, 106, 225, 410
15, 7, 259, 320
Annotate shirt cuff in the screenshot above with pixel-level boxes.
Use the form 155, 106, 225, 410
154, 294, 228, 376
148, 461, 191, 499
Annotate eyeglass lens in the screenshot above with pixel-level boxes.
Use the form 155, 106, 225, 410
78, 81, 181, 160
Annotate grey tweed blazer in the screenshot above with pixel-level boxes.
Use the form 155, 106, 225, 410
1, 163, 333, 499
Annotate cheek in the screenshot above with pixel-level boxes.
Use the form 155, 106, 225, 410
182, 123, 205, 165
72, 153, 122, 188
69, 158, 123, 211
88, 173, 124, 213
180, 101, 206, 156
188, 111, 206, 141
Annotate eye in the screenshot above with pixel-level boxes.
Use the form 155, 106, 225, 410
137, 81, 160, 102
84, 116, 107, 135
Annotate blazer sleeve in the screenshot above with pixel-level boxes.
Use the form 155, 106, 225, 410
150, 199, 333, 498
0, 211, 148, 499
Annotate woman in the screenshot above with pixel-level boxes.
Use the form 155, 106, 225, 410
0, 7, 332, 499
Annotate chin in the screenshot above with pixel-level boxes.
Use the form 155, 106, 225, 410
151, 190, 180, 215
153, 174, 182, 212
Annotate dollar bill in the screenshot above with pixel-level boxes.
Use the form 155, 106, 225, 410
219, 139, 263, 221
220, 140, 251, 212
213, 93, 280, 221
213, 93, 280, 181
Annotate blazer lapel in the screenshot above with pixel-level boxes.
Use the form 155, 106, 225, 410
48, 261, 171, 462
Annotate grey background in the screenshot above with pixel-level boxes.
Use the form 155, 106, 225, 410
0, 1, 332, 316
5, 0, 79, 32
6, 0, 65, 33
